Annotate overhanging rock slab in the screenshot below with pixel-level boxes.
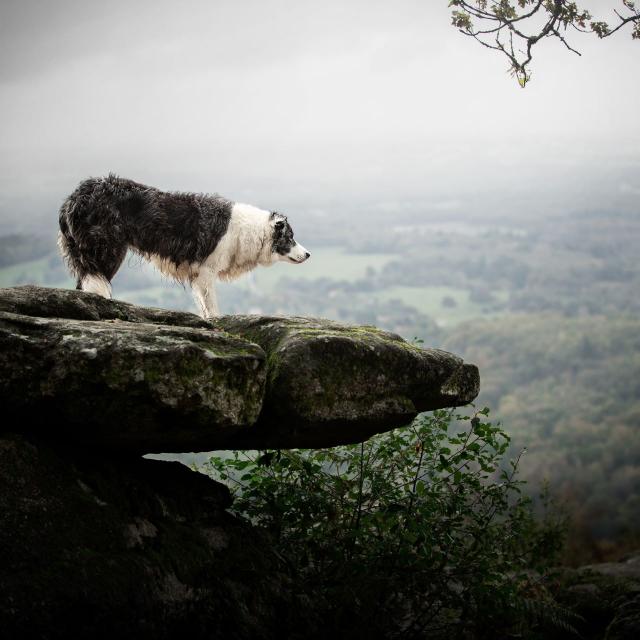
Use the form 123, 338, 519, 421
0, 286, 480, 452
212, 315, 480, 448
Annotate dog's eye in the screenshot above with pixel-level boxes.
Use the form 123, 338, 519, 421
275, 221, 285, 231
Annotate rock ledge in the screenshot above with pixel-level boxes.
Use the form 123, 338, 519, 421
0, 285, 479, 452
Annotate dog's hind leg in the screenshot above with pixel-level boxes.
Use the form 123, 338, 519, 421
60, 180, 129, 299
77, 244, 128, 299
79, 273, 113, 298
192, 269, 219, 318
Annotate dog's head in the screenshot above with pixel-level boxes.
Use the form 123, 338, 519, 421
270, 212, 310, 264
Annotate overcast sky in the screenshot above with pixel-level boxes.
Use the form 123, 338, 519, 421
0, 0, 638, 231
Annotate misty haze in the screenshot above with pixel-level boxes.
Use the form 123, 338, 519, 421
1, 0, 639, 638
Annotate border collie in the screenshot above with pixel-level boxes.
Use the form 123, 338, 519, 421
58, 174, 310, 317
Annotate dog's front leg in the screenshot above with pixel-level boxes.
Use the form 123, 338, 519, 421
192, 270, 219, 318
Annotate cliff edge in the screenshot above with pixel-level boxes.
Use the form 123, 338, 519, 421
0, 284, 480, 639
0, 285, 479, 452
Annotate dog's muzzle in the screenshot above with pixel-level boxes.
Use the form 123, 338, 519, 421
288, 243, 310, 263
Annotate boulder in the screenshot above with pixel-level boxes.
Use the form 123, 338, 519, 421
555, 556, 640, 640
0, 285, 480, 451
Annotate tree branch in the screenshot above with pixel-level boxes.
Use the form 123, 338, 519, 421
449, 0, 640, 86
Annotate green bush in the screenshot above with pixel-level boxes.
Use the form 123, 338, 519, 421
205, 409, 568, 638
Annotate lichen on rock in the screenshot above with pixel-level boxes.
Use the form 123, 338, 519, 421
0, 307, 266, 453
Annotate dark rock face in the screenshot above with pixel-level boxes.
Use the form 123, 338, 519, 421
556, 557, 640, 640
0, 286, 479, 451
0, 434, 310, 640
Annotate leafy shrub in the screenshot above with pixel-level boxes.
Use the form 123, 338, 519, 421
205, 409, 567, 638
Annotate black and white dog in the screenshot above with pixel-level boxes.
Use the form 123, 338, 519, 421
58, 174, 310, 317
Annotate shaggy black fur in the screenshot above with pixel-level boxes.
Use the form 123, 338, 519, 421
271, 214, 297, 256
58, 174, 233, 287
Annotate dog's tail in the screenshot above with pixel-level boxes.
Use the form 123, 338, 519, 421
58, 197, 85, 290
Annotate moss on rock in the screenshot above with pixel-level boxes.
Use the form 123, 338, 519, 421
212, 315, 480, 448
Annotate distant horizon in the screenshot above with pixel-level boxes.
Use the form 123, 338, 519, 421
1, 0, 639, 235
2, 156, 639, 239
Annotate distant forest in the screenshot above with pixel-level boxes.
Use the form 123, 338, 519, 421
2, 204, 639, 563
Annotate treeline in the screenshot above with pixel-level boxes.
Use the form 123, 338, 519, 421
443, 314, 640, 562
351, 210, 640, 317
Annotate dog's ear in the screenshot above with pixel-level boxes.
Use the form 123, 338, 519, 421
271, 211, 287, 230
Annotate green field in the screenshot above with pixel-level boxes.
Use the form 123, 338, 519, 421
229, 246, 397, 293
0, 248, 507, 326
0, 256, 71, 288
374, 285, 509, 326
0, 246, 400, 312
